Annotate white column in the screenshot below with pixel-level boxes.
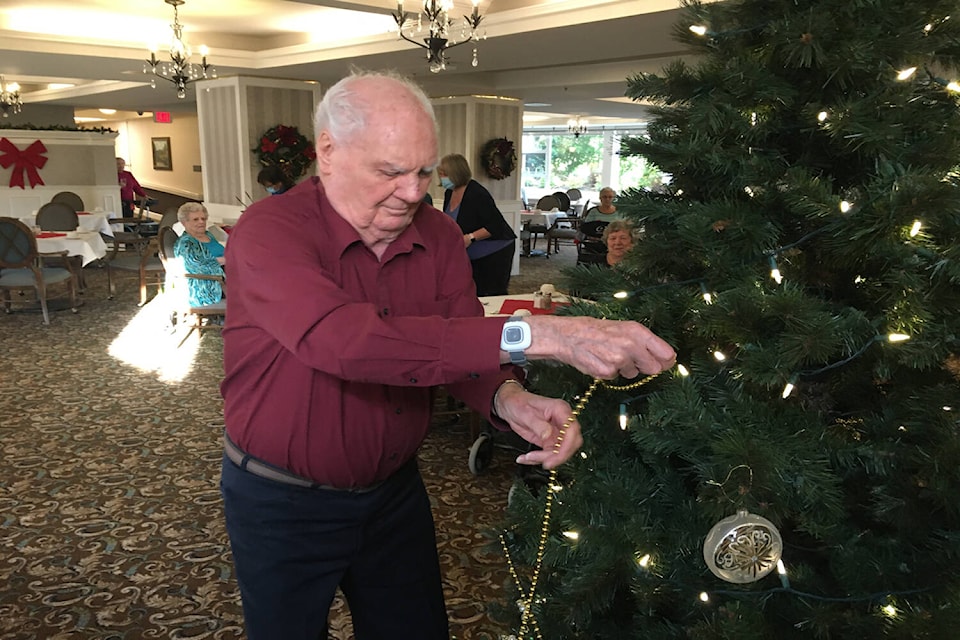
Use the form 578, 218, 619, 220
196, 76, 321, 223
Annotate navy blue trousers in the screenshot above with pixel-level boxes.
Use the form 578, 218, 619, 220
472, 240, 516, 296
220, 454, 449, 640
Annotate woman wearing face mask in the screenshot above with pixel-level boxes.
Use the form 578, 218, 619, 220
256, 165, 294, 196
438, 153, 517, 296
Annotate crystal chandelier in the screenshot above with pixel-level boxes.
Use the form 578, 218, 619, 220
393, 1, 485, 73
0, 76, 22, 118
143, 0, 216, 99
567, 116, 588, 138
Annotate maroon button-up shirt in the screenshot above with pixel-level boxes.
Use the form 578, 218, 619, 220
221, 178, 513, 488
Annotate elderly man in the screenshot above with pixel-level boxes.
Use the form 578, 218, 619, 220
220, 71, 675, 640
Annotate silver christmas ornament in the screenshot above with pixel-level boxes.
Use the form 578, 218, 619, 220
703, 509, 783, 583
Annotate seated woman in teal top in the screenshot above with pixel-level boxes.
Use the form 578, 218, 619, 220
173, 202, 225, 306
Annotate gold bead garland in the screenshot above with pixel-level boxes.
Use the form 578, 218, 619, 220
500, 372, 660, 639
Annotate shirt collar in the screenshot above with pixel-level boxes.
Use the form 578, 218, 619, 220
311, 177, 426, 261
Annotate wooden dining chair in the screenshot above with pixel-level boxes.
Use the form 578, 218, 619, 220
528, 195, 561, 255
547, 215, 580, 253
50, 191, 85, 213
35, 202, 83, 278
36, 202, 79, 231
104, 233, 164, 306
534, 194, 560, 211
552, 191, 572, 213
0, 217, 79, 324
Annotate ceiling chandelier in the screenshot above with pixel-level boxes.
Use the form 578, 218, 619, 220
567, 116, 589, 138
143, 0, 216, 99
0, 76, 22, 118
393, 1, 485, 73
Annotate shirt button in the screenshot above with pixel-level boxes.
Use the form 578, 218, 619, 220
469, 372, 480, 379
409, 378, 417, 384
395, 408, 402, 414
383, 308, 389, 316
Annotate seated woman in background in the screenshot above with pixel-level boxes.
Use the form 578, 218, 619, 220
603, 219, 635, 268
583, 187, 624, 223
174, 202, 225, 306
438, 153, 517, 296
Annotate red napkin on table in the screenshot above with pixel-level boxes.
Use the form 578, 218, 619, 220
497, 299, 570, 316
35, 232, 67, 238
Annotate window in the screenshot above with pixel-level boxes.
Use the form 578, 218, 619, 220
520, 127, 665, 204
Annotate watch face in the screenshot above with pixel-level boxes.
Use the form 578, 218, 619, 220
504, 326, 523, 344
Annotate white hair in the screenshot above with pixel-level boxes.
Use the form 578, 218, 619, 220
313, 70, 436, 145
177, 201, 208, 224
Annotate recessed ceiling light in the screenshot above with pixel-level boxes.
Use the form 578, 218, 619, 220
98, 108, 117, 115
524, 102, 552, 107
47, 83, 76, 90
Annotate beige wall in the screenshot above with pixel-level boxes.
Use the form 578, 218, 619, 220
117, 114, 203, 198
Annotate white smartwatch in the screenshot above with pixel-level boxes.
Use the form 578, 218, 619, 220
500, 315, 531, 366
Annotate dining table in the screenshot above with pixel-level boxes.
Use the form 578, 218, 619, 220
520, 209, 566, 230
18, 212, 114, 237
36, 231, 109, 267
479, 292, 572, 317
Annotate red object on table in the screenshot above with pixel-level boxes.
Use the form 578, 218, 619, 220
497, 298, 570, 316
35, 232, 67, 238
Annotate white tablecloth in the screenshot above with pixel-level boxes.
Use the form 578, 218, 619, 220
19, 213, 113, 237
520, 210, 565, 229
36, 232, 108, 266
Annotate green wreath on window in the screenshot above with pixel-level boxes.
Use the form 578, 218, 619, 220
253, 124, 316, 181
480, 137, 517, 180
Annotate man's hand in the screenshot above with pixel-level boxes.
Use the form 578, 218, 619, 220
494, 382, 583, 470
520, 316, 676, 380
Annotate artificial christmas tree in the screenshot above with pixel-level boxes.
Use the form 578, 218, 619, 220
500, 0, 960, 637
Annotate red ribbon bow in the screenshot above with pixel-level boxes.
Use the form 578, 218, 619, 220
0, 138, 48, 189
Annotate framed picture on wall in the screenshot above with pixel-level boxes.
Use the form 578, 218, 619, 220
151, 137, 172, 171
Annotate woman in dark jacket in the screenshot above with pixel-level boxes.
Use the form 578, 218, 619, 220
438, 153, 516, 296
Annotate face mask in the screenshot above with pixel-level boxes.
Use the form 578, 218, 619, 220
440, 177, 455, 190
266, 186, 279, 194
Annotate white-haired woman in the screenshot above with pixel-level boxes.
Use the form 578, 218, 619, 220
173, 202, 225, 305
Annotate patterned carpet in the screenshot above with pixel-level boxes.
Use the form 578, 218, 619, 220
0, 246, 574, 640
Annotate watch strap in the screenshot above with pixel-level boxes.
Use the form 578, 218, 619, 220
505, 315, 529, 366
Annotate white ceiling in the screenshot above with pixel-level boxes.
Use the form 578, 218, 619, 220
0, 0, 697, 127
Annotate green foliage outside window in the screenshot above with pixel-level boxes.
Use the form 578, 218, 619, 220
521, 132, 664, 192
